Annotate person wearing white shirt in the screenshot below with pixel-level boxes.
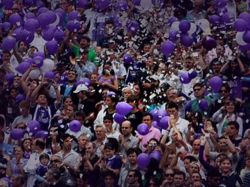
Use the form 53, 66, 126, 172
24, 139, 48, 187
55, 134, 81, 173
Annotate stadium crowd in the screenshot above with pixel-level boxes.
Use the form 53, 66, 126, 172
1, 0, 250, 186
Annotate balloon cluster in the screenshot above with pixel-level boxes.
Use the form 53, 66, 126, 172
113, 102, 133, 124
137, 151, 162, 169
234, 12, 250, 52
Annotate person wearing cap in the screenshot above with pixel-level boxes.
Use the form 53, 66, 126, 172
73, 84, 95, 121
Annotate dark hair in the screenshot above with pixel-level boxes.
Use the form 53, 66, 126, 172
228, 121, 240, 130
75, 111, 86, 118
220, 156, 232, 165
193, 83, 204, 89
126, 148, 139, 156
103, 114, 113, 122
167, 102, 179, 110
103, 170, 116, 179
174, 170, 186, 179
127, 95, 138, 104
39, 153, 50, 161
142, 112, 153, 120
35, 139, 46, 150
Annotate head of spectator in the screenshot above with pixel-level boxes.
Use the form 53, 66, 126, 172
18, 100, 30, 117
225, 121, 240, 139
167, 102, 179, 119
142, 112, 153, 128
11, 175, 25, 187
120, 120, 133, 137
219, 156, 233, 176
122, 87, 133, 101
103, 114, 114, 133
173, 170, 186, 187
103, 170, 116, 187
95, 125, 106, 142
193, 83, 205, 100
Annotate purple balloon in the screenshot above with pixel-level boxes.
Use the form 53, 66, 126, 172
179, 20, 191, 33
11, 129, 25, 140
152, 0, 164, 7
24, 32, 34, 44
188, 71, 198, 79
116, 102, 133, 116
15, 61, 31, 74
42, 26, 56, 41
24, 0, 35, 6
2, 0, 13, 9
2, 22, 11, 32
161, 40, 175, 57
150, 109, 159, 121
9, 13, 22, 26
37, 7, 49, 15
234, 19, 248, 32
243, 31, 250, 43
5, 73, 15, 82
215, 0, 228, 8
13, 27, 31, 42
199, 99, 209, 111
137, 153, 150, 169
152, 121, 159, 129
27, 120, 41, 134
69, 120, 81, 132
24, 18, 40, 32
114, 113, 125, 124
202, 36, 217, 50
116, 0, 128, 11
137, 123, 149, 135
77, 0, 89, 8
169, 30, 178, 42
67, 20, 81, 32
68, 11, 80, 21
123, 54, 134, 64
209, 15, 221, 25
37, 12, 54, 28
33, 56, 44, 67
44, 71, 55, 79
35, 130, 48, 139
54, 28, 65, 42
45, 40, 59, 54
180, 34, 193, 47
220, 13, 230, 24
132, 0, 141, 6
25, 12, 36, 19
127, 20, 139, 34
16, 94, 26, 103
209, 76, 223, 92
33, 52, 45, 59
168, 17, 178, 26
157, 108, 167, 118
159, 116, 169, 129
95, 0, 111, 11
239, 12, 250, 23
2, 36, 16, 51
149, 150, 162, 161
180, 72, 191, 84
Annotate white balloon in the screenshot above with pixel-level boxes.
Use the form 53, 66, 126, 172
170, 21, 180, 32
196, 19, 210, 32
40, 58, 55, 73
50, 14, 60, 27
236, 32, 247, 45
188, 23, 197, 35
29, 69, 41, 79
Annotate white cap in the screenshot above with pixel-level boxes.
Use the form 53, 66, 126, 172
73, 84, 88, 93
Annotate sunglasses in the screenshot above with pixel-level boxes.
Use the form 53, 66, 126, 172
220, 89, 228, 93
165, 173, 174, 177
194, 88, 201, 92
51, 159, 60, 163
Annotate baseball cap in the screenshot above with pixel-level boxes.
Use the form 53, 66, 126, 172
73, 84, 88, 93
